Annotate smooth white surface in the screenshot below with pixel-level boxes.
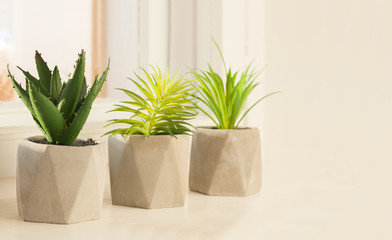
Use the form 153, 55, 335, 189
0, 160, 390, 240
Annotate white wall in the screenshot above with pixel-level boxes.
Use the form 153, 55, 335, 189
12, 0, 92, 82
105, 0, 138, 97
263, 0, 392, 225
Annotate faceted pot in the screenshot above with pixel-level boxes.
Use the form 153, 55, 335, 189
189, 128, 261, 196
108, 135, 191, 209
16, 136, 108, 224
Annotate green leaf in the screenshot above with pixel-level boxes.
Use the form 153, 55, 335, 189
17, 66, 50, 98
8, 66, 51, 138
35, 51, 52, 91
58, 59, 109, 145
119, 101, 145, 108
104, 128, 134, 137
130, 78, 156, 103
211, 37, 227, 73
9, 50, 109, 146
191, 38, 278, 129
28, 82, 66, 143
235, 91, 280, 128
107, 118, 141, 126
50, 66, 62, 103
8, 66, 36, 117
57, 50, 86, 121
118, 88, 151, 108
78, 77, 87, 102
105, 66, 197, 137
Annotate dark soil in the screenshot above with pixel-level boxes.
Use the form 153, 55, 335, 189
29, 138, 98, 146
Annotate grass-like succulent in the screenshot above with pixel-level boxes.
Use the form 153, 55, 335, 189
190, 39, 278, 129
8, 50, 109, 145
105, 66, 197, 138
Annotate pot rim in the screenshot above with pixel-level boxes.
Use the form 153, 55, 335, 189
195, 126, 258, 131
23, 135, 105, 148
108, 134, 192, 144
109, 134, 191, 139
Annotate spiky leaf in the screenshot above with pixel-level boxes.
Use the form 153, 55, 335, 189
8, 66, 36, 117
17, 66, 50, 98
28, 82, 66, 143
191, 39, 278, 129
8, 50, 109, 146
104, 66, 197, 138
58, 60, 109, 145
50, 66, 62, 103
57, 50, 85, 120
35, 51, 52, 91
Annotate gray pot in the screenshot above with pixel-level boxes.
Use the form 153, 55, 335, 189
17, 136, 108, 224
108, 135, 191, 209
189, 128, 261, 196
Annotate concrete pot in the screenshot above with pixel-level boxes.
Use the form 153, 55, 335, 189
189, 128, 261, 196
16, 136, 108, 224
108, 135, 191, 209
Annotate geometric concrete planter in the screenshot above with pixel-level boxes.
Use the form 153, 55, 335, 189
189, 128, 261, 196
108, 135, 191, 209
16, 136, 108, 224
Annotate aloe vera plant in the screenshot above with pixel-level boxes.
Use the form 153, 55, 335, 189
8, 50, 109, 146
191, 39, 278, 129
105, 66, 197, 138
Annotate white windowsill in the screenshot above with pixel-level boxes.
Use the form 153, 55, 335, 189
0, 162, 371, 239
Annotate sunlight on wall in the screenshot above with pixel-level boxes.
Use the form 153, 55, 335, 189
11, 0, 92, 87
0, 0, 14, 100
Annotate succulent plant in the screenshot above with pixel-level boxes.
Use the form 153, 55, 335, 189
8, 50, 109, 146
190, 39, 278, 129
105, 66, 197, 138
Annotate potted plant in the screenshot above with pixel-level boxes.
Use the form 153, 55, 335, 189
105, 66, 197, 209
189, 40, 277, 196
8, 50, 109, 224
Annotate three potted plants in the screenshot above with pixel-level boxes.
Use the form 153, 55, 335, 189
105, 66, 197, 209
5, 38, 273, 225
8, 50, 110, 224
189, 40, 277, 196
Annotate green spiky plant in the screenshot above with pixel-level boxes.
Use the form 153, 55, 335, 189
105, 66, 197, 138
8, 50, 109, 146
190, 39, 278, 129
